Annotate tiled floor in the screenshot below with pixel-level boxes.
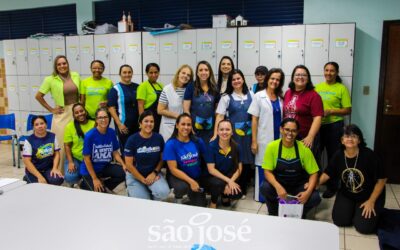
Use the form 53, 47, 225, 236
1, 143, 399, 250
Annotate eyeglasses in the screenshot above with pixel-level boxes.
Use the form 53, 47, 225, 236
283, 128, 298, 134
294, 74, 308, 78
343, 134, 359, 140
96, 116, 109, 120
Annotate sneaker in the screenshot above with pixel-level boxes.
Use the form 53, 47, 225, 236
322, 189, 336, 199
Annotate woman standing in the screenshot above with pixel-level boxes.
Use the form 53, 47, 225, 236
316, 62, 352, 198
217, 56, 235, 94
163, 113, 208, 206
124, 111, 170, 200
283, 65, 323, 152
319, 125, 386, 234
137, 63, 163, 132
80, 108, 126, 192
22, 116, 64, 185
251, 66, 268, 93
35, 55, 80, 172
214, 69, 253, 196
205, 120, 242, 208
64, 103, 95, 186
80, 60, 113, 119
157, 64, 193, 141
183, 61, 219, 144
248, 68, 285, 201
107, 64, 139, 154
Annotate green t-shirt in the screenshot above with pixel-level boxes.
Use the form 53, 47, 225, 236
262, 139, 319, 175
315, 82, 352, 125
136, 80, 164, 109
80, 76, 113, 118
64, 119, 95, 161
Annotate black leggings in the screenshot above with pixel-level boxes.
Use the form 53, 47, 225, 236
332, 190, 386, 234
81, 163, 126, 192
202, 175, 242, 204
167, 173, 206, 207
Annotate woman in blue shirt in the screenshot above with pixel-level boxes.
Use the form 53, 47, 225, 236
205, 120, 243, 208
124, 111, 170, 200
80, 107, 126, 192
163, 113, 208, 206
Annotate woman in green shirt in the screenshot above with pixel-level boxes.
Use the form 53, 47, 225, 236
80, 60, 113, 119
64, 103, 95, 185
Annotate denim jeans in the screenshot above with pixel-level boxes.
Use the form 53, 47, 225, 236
126, 172, 170, 200
64, 157, 82, 185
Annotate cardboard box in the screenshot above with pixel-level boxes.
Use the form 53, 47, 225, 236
212, 15, 231, 28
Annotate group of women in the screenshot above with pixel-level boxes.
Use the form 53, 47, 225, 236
21, 54, 387, 234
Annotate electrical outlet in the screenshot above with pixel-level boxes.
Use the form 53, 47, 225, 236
363, 86, 370, 95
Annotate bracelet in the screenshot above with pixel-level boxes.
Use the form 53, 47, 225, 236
153, 170, 159, 175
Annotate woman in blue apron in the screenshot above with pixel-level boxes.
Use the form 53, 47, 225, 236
183, 61, 219, 144
260, 118, 321, 218
215, 69, 254, 196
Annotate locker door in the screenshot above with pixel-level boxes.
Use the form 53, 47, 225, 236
125, 32, 142, 77
260, 26, 282, 70
282, 25, 305, 75
79, 35, 94, 75
305, 24, 329, 76
52, 38, 66, 57
66, 36, 80, 73
109, 33, 126, 75
238, 27, 260, 75
6, 75, 19, 110
178, 30, 197, 71
217, 28, 237, 66
142, 32, 160, 75
29, 75, 43, 112
196, 29, 217, 72
18, 76, 31, 111
3, 40, 17, 75
27, 38, 41, 76
39, 38, 53, 76
160, 33, 178, 75
19, 111, 29, 136
329, 23, 355, 77
94, 35, 111, 75
15, 39, 29, 75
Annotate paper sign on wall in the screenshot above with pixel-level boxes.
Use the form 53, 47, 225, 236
201, 42, 212, 50
221, 40, 232, 49
287, 40, 300, 48
182, 42, 192, 50
335, 38, 348, 48
311, 39, 324, 48
96, 45, 106, 53
163, 43, 173, 51
112, 45, 121, 53
146, 43, 156, 51
243, 40, 255, 49
264, 40, 276, 49
128, 44, 138, 52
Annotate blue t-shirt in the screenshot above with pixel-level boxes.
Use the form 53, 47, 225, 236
207, 140, 242, 175
163, 137, 207, 179
107, 82, 139, 131
22, 132, 60, 171
124, 132, 164, 177
80, 127, 120, 175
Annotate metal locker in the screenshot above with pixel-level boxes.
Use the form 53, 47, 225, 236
282, 25, 305, 76
15, 39, 29, 75
6, 75, 19, 110
217, 28, 238, 66
109, 33, 126, 75
27, 38, 41, 76
3, 40, 17, 75
142, 32, 160, 76
29, 75, 44, 112
52, 37, 66, 58
66, 36, 80, 73
178, 30, 197, 71
18, 75, 31, 111
19, 111, 29, 136
238, 27, 260, 75
110, 75, 120, 85
260, 26, 282, 70
160, 33, 178, 75
329, 23, 355, 77
158, 75, 174, 85
39, 38, 54, 76
305, 24, 330, 76
124, 32, 142, 78
79, 35, 94, 75
94, 34, 111, 75
196, 29, 217, 72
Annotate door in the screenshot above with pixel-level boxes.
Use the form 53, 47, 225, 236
196, 29, 217, 73
66, 36, 80, 73
260, 26, 282, 70
27, 38, 41, 76
15, 39, 29, 75
329, 23, 355, 77
282, 25, 305, 76
375, 20, 400, 183
238, 27, 260, 78
3, 40, 17, 75
217, 28, 237, 66
142, 32, 160, 76
178, 30, 197, 71
94, 34, 110, 75
125, 32, 142, 82
79, 35, 94, 75
305, 24, 329, 76
109, 33, 125, 75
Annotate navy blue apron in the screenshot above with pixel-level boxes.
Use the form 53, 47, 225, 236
191, 91, 216, 144
147, 83, 162, 133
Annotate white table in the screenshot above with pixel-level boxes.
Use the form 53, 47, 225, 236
0, 184, 339, 250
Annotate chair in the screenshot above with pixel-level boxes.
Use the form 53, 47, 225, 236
0, 113, 18, 167
18, 113, 53, 168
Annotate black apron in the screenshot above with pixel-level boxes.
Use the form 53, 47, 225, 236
147, 83, 162, 133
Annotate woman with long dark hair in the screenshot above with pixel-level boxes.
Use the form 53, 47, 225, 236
217, 56, 235, 93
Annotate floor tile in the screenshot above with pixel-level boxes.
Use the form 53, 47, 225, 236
385, 186, 395, 199
344, 235, 380, 250
233, 198, 262, 211
232, 207, 259, 214
385, 198, 400, 209
344, 226, 377, 239
339, 233, 345, 249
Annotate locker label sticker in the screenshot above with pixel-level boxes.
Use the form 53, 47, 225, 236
19, 85, 28, 91
8, 85, 16, 91
201, 42, 212, 50
243, 40, 255, 49
335, 39, 348, 48
163, 43, 173, 51
128, 44, 138, 52
41, 48, 50, 55
68, 46, 77, 54
146, 43, 156, 51
55, 48, 63, 54
311, 39, 324, 48
18, 49, 25, 56
96, 46, 106, 53
112, 45, 121, 53
221, 40, 232, 49
30, 48, 39, 55
82, 46, 91, 54
182, 42, 192, 50
6, 49, 13, 56
287, 40, 300, 48
264, 40, 276, 49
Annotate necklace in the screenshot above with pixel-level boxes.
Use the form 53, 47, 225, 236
341, 151, 364, 193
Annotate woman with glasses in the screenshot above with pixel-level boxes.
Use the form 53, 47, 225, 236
108, 64, 139, 154
319, 124, 386, 234
283, 65, 323, 153
217, 56, 235, 94
80, 108, 126, 192
80, 60, 113, 119
183, 61, 219, 144
251, 66, 268, 93
214, 69, 254, 196
64, 103, 95, 186
260, 118, 321, 218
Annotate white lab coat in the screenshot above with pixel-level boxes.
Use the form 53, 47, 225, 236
159, 84, 184, 142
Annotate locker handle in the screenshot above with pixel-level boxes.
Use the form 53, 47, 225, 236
301, 49, 304, 58
350, 49, 353, 57
277, 50, 281, 59
121, 53, 125, 60
77, 54, 80, 61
